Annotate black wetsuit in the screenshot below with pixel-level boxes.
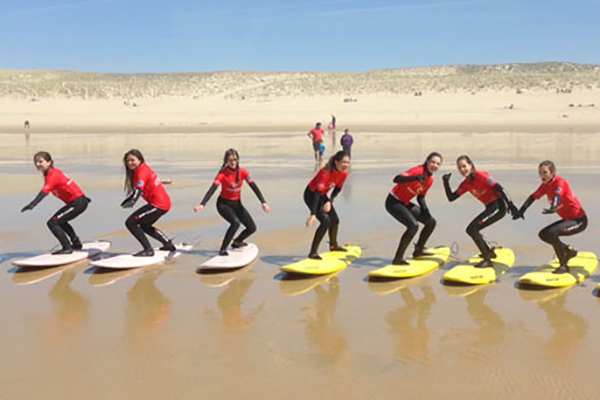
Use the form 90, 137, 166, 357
385, 194, 436, 263
200, 178, 266, 253
304, 185, 342, 255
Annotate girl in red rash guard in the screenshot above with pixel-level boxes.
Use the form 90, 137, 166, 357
194, 149, 270, 256
121, 149, 176, 257
442, 155, 519, 268
385, 152, 442, 265
21, 151, 91, 254
304, 150, 350, 259
513, 160, 587, 274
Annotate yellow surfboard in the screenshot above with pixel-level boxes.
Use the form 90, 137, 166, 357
368, 246, 450, 279
518, 251, 597, 288
443, 248, 515, 285
280, 246, 361, 275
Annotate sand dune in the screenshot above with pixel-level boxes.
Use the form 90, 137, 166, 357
1, 62, 599, 99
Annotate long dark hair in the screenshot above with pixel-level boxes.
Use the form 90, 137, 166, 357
33, 151, 54, 176
324, 150, 349, 172
457, 155, 476, 180
221, 148, 241, 184
123, 149, 145, 193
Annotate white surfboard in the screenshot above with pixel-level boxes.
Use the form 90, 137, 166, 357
198, 243, 259, 271
90, 244, 192, 269
13, 241, 111, 268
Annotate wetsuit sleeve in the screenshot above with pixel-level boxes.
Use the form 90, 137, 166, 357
492, 183, 513, 204
330, 186, 342, 202
200, 184, 218, 206
121, 188, 141, 208
21, 191, 47, 212
515, 195, 536, 219
542, 193, 561, 214
248, 181, 266, 204
443, 177, 460, 202
417, 194, 429, 213
393, 174, 422, 184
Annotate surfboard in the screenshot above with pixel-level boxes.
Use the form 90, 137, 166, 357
13, 241, 111, 268
280, 246, 361, 275
518, 251, 597, 288
443, 248, 515, 285
90, 244, 192, 269
198, 243, 259, 271
368, 246, 450, 279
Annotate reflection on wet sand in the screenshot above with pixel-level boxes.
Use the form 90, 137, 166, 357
45, 267, 90, 343
12, 265, 67, 286
126, 270, 171, 339
386, 285, 435, 363
301, 278, 349, 365
443, 285, 506, 346
279, 272, 339, 296
465, 289, 505, 346
88, 266, 142, 286
519, 288, 587, 360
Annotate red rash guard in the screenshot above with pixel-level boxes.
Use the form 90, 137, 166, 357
134, 163, 171, 211
214, 167, 253, 201
533, 175, 585, 220
308, 168, 348, 195
391, 165, 433, 205
309, 128, 324, 143
456, 170, 501, 206
42, 168, 85, 204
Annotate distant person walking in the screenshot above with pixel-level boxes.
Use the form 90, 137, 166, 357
307, 122, 325, 162
340, 129, 354, 158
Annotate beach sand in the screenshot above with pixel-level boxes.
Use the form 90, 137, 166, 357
2, 128, 600, 400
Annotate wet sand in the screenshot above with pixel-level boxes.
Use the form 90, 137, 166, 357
2, 132, 600, 400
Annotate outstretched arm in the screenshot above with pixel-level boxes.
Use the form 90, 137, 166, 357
21, 191, 47, 212
442, 173, 459, 202
513, 195, 535, 220
199, 184, 218, 207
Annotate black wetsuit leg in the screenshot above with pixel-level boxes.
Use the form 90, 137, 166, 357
304, 186, 339, 254
343, 146, 351, 158
126, 204, 168, 250
217, 197, 257, 252
47, 196, 90, 249
465, 198, 507, 259
386, 194, 436, 262
538, 216, 588, 264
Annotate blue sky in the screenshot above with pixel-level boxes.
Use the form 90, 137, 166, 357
2, 0, 599, 72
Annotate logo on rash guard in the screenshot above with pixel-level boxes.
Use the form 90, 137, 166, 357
487, 177, 495, 185
408, 187, 424, 196
472, 189, 486, 198
137, 180, 144, 187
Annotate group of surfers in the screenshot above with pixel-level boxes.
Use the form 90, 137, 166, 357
22, 148, 587, 274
